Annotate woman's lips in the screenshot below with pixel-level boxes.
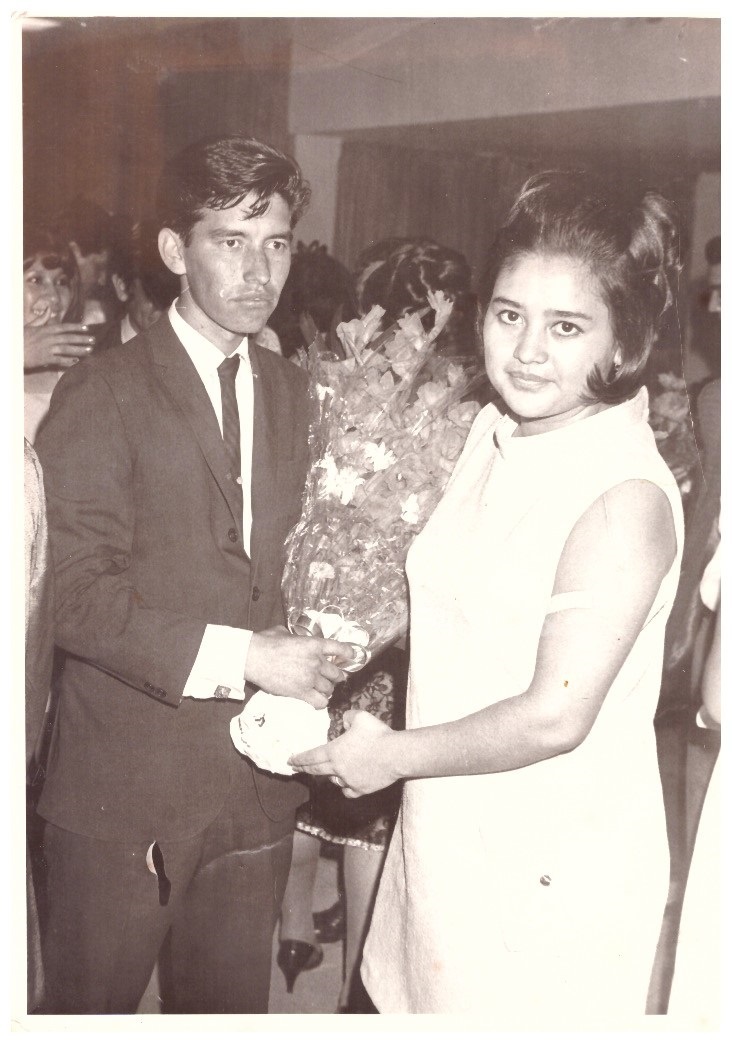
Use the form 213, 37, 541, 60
508, 371, 551, 390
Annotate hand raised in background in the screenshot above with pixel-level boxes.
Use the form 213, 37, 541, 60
24, 307, 95, 371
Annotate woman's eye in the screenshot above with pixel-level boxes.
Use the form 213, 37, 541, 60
56, 276, 70, 288
553, 320, 581, 337
25, 273, 40, 285
498, 309, 521, 326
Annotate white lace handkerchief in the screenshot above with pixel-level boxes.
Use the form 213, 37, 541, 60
230, 689, 330, 776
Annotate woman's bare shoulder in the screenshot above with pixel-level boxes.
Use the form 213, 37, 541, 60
554, 479, 677, 601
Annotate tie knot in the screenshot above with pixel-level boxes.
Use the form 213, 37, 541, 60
218, 354, 240, 381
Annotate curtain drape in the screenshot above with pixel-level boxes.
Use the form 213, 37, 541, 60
333, 141, 540, 282
333, 139, 695, 285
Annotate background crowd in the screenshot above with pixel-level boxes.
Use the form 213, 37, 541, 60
23, 141, 720, 1021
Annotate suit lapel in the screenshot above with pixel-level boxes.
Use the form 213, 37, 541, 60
249, 344, 279, 564
150, 317, 246, 540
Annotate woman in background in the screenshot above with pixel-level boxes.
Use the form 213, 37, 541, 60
355, 237, 478, 357
293, 172, 685, 1019
23, 226, 92, 442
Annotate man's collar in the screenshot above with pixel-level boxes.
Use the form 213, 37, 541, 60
120, 313, 137, 344
168, 300, 249, 369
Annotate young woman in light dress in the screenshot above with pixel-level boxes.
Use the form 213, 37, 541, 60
292, 171, 685, 1021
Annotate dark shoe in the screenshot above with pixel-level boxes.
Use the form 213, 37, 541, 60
276, 940, 323, 994
313, 896, 345, 943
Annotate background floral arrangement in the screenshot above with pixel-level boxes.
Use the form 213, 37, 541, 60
283, 292, 487, 665
648, 372, 700, 500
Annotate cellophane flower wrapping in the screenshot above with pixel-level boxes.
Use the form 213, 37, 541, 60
230, 292, 487, 775
283, 291, 487, 664
648, 372, 699, 501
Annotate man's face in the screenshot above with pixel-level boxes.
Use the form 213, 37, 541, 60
160, 192, 293, 353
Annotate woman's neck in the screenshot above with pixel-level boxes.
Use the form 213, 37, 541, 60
514, 401, 611, 438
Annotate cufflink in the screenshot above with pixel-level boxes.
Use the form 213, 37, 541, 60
214, 685, 231, 700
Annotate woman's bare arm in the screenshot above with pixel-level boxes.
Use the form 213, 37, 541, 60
291, 480, 677, 795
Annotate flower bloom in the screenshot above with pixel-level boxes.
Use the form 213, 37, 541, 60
319, 453, 366, 505
309, 561, 336, 581
364, 441, 397, 472
400, 493, 421, 525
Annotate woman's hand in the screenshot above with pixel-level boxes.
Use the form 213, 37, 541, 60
289, 709, 400, 797
24, 321, 95, 371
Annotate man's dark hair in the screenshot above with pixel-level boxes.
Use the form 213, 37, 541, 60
156, 135, 311, 244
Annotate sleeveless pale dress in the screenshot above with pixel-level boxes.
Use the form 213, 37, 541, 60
361, 387, 684, 1020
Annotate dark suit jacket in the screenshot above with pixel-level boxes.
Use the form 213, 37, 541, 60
35, 315, 310, 842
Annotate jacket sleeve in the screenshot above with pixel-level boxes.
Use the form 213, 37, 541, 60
35, 362, 206, 706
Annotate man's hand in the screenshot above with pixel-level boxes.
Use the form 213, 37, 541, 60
245, 625, 355, 708
24, 322, 96, 371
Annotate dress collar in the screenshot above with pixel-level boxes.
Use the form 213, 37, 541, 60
493, 386, 650, 459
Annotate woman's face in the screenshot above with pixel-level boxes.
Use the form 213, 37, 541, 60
24, 256, 72, 326
483, 251, 618, 436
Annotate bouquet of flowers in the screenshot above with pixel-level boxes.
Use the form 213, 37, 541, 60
648, 372, 699, 500
231, 292, 487, 774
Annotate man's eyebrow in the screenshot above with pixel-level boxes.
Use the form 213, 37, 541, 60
209, 226, 293, 241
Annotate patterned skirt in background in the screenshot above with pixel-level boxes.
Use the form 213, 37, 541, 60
296, 646, 407, 850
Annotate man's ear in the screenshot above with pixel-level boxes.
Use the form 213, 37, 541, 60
111, 273, 129, 304
158, 228, 187, 276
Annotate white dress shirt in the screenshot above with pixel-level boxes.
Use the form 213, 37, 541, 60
120, 312, 137, 344
168, 302, 255, 701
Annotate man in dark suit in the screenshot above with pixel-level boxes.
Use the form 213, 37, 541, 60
34, 136, 350, 1014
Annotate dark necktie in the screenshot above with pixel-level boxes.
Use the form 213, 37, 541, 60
217, 354, 243, 517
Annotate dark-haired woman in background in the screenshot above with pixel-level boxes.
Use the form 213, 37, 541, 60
355, 237, 478, 357
23, 227, 94, 442
293, 172, 685, 1018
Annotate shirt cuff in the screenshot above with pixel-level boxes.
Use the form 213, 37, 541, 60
183, 624, 253, 700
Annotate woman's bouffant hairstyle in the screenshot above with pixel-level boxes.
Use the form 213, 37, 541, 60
478, 170, 681, 404
23, 224, 83, 323
356, 238, 477, 356
156, 135, 311, 244
268, 241, 358, 357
